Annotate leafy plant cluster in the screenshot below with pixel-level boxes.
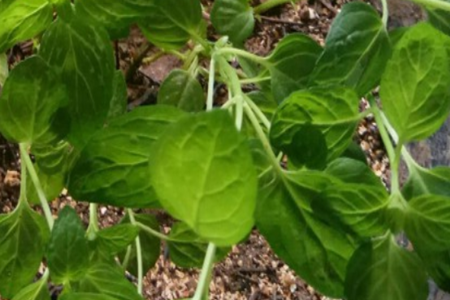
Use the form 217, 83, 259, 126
1, 0, 450, 299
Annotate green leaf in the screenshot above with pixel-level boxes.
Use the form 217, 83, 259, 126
108, 70, 128, 119
266, 34, 322, 103
247, 91, 277, 120
151, 110, 257, 246
46, 206, 89, 284
138, 0, 204, 50
0, 53, 7, 85
12, 275, 50, 300
95, 224, 139, 257
157, 69, 205, 112
309, 2, 391, 96
405, 194, 450, 252
68, 106, 185, 208
270, 86, 360, 162
325, 158, 385, 189
168, 222, 230, 269
0, 56, 68, 144
255, 170, 356, 298
416, 249, 450, 291
0, 0, 53, 53
60, 294, 120, 300
39, 17, 115, 147
118, 214, 160, 277
402, 166, 450, 200
380, 22, 450, 142
345, 236, 428, 300
77, 262, 143, 300
428, 6, 450, 36
26, 164, 65, 204
340, 142, 368, 165
210, 0, 254, 46
0, 202, 49, 298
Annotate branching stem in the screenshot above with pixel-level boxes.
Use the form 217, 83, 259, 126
127, 209, 144, 295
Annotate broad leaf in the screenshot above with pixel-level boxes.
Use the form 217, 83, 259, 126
0, 53, 7, 85
402, 165, 450, 200
157, 69, 205, 112
0, 202, 49, 298
151, 110, 257, 246
309, 2, 391, 96
46, 206, 89, 284
168, 222, 230, 268
108, 70, 128, 119
405, 194, 450, 252
26, 164, 65, 204
0, 0, 52, 53
12, 275, 50, 300
266, 34, 322, 103
416, 249, 450, 291
380, 22, 450, 142
428, 6, 450, 36
60, 294, 119, 300
95, 224, 139, 257
138, 0, 204, 50
345, 236, 428, 300
39, 17, 115, 147
119, 214, 160, 277
340, 142, 368, 165
325, 158, 385, 189
68, 106, 185, 208
210, 0, 254, 46
270, 86, 360, 162
0, 56, 68, 144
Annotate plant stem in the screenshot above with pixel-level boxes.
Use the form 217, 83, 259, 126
127, 209, 143, 295
126, 43, 154, 82
240, 76, 271, 84
86, 203, 99, 240
19, 144, 54, 229
409, 0, 450, 11
381, 0, 389, 27
253, 0, 299, 15
372, 108, 396, 167
216, 48, 268, 66
244, 95, 271, 130
135, 221, 172, 241
122, 245, 132, 270
192, 243, 216, 300
207, 56, 216, 111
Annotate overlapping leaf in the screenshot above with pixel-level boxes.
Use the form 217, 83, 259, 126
12, 275, 50, 300
151, 110, 257, 246
402, 166, 450, 200
428, 3, 450, 36
60, 294, 119, 300
108, 70, 128, 119
95, 224, 139, 257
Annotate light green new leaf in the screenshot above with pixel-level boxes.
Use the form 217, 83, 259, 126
380, 22, 450, 142
12, 275, 50, 300
151, 110, 257, 246
309, 2, 391, 96
0, 202, 49, 298
0, 0, 52, 53
69, 106, 185, 208
270, 86, 360, 162
46, 206, 89, 284
211, 0, 254, 46
95, 224, 139, 257
0, 56, 68, 144
39, 17, 115, 147
60, 294, 119, 300
168, 222, 230, 269
139, 0, 204, 50
157, 70, 205, 112
402, 166, 450, 200
345, 236, 428, 300
405, 194, 450, 252
266, 34, 322, 103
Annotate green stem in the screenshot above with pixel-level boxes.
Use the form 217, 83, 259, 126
207, 56, 216, 111
409, 0, 450, 11
216, 48, 268, 66
135, 221, 172, 241
127, 209, 143, 295
122, 245, 132, 271
192, 243, 216, 300
244, 95, 271, 130
240, 76, 271, 84
381, 0, 389, 27
19, 144, 54, 229
372, 108, 396, 166
86, 203, 99, 240
253, 0, 298, 15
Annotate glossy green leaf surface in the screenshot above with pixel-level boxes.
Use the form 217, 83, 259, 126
345, 236, 428, 300
310, 2, 391, 96
157, 70, 205, 112
12, 275, 50, 300
168, 222, 230, 268
0, 0, 52, 53
151, 110, 257, 246
0, 202, 49, 298
46, 206, 89, 284
266, 34, 322, 103
0, 56, 68, 144
380, 22, 450, 142
39, 17, 115, 147
95, 224, 139, 257
402, 166, 450, 200
270, 86, 360, 162
210, 0, 254, 46
69, 106, 185, 208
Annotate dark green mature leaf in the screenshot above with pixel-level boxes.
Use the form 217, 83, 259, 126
46, 206, 89, 284
151, 110, 257, 246
32, 141, 72, 175
139, 0, 204, 50
405, 195, 450, 252
12, 275, 50, 300
0, 202, 49, 298
119, 214, 160, 277
266, 34, 322, 103
39, 17, 115, 147
417, 249, 450, 291
168, 222, 230, 268
402, 166, 450, 200
340, 142, 368, 165
0, 0, 52, 53
310, 2, 391, 96
345, 236, 428, 300
270, 86, 360, 162
210, 0, 254, 46
256, 170, 356, 298
380, 22, 450, 142
0, 56, 68, 144
95, 224, 139, 257
26, 164, 65, 204
60, 294, 119, 300
77, 263, 142, 300
0, 53, 7, 85
108, 71, 128, 119
69, 106, 185, 208
428, 5, 450, 36
287, 125, 328, 170
158, 70, 205, 112
325, 158, 384, 189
